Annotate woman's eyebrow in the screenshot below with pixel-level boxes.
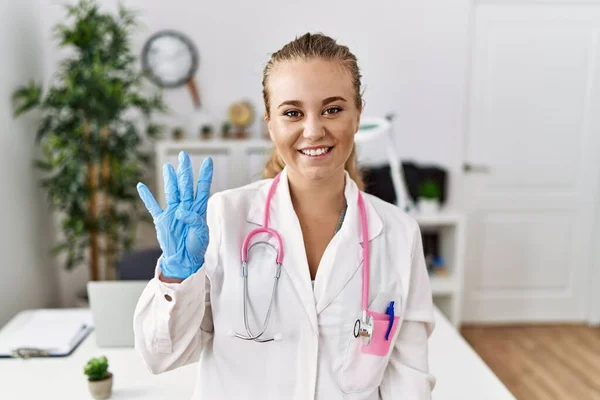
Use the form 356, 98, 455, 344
277, 97, 348, 109
278, 100, 302, 109
322, 96, 347, 105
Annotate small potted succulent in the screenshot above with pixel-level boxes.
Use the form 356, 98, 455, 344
417, 179, 442, 214
84, 355, 113, 399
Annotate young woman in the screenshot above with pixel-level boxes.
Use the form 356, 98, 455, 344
134, 32, 435, 399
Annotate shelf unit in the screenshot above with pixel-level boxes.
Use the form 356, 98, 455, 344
155, 139, 465, 327
413, 211, 466, 327
154, 139, 274, 204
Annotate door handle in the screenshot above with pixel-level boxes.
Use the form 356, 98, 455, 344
463, 162, 491, 173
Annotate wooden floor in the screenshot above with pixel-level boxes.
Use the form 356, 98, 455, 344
461, 324, 600, 400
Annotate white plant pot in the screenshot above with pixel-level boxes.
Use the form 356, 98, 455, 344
88, 373, 113, 399
418, 198, 441, 214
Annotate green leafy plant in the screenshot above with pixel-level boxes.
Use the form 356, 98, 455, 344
84, 355, 110, 381
11, 0, 166, 280
418, 179, 441, 200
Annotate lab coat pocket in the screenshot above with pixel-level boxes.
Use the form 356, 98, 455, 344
339, 292, 402, 393
361, 311, 400, 357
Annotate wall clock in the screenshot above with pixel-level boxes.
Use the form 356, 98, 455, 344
141, 30, 202, 108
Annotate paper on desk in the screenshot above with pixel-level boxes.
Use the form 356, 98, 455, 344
0, 309, 94, 356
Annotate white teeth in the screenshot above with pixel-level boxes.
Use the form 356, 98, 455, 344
302, 147, 329, 157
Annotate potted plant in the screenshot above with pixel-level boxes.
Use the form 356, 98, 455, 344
417, 179, 442, 214
11, 0, 166, 282
84, 355, 113, 399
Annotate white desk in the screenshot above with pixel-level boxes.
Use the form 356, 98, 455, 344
429, 309, 515, 400
0, 308, 514, 399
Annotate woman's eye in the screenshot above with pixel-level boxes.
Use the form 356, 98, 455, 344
324, 107, 342, 115
283, 110, 302, 118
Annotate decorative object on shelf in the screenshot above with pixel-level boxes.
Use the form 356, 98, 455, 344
423, 232, 443, 274
417, 179, 442, 214
172, 126, 185, 141
187, 108, 213, 140
402, 162, 448, 207
221, 121, 232, 139
11, 0, 166, 282
84, 355, 113, 399
432, 258, 448, 276
141, 29, 202, 109
200, 124, 214, 140
228, 100, 255, 139
426, 254, 447, 276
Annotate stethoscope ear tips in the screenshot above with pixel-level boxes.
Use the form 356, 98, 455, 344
227, 330, 235, 337
273, 333, 283, 341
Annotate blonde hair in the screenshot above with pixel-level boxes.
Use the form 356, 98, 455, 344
261, 32, 365, 190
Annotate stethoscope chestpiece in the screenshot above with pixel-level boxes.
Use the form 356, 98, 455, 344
353, 311, 374, 346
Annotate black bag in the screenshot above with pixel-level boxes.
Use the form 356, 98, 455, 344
361, 162, 447, 206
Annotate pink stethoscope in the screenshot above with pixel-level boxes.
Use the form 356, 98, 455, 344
234, 173, 375, 345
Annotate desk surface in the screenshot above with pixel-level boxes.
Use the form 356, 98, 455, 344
0, 308, 514, 400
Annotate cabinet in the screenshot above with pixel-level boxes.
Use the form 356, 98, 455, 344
155, 139, 273, 199
155, 139, 465, 326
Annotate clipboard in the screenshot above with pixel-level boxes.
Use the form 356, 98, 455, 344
0, 308, 94, 359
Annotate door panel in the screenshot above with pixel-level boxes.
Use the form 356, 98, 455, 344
464, 3, 600, 322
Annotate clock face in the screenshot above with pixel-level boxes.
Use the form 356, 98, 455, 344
141, 31, 198, 88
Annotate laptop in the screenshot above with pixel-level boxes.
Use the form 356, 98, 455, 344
87, 280, 149, 348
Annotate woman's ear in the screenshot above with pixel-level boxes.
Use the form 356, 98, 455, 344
264, 111, 275, 141
354, 109, 362, 135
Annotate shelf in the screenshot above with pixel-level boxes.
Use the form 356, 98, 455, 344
413, 211, 465, 227
430, 274, 458, 295
156, 138, 272, 150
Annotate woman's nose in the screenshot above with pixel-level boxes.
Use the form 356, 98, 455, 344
302, 116, 324, 141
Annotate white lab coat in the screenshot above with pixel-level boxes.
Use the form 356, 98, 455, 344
133, 167, 436, 399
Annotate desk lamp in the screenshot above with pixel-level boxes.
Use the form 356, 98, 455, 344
355, 116, 415, 213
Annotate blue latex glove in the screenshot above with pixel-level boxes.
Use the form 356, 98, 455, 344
136, 151, 213, 280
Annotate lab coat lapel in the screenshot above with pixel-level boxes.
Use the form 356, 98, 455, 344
313, 174, 383, 314
246, 168, 319, 335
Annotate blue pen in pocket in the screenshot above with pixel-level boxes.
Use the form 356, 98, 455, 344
385, 301, 395, 341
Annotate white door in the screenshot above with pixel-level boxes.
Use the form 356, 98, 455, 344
463, 3, 600, 322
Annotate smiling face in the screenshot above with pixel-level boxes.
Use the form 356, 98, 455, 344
265, 59, 362, 185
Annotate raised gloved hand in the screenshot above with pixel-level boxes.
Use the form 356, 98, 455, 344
136, 151, 213, 280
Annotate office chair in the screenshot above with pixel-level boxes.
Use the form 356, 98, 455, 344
117, 247, 162, 280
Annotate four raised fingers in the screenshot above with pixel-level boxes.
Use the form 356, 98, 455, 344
140, 152, 213, 217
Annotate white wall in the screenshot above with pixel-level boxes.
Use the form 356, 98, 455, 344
0, 0, 60, 326
41, 0, 471, 202
38, 0, 472, 304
